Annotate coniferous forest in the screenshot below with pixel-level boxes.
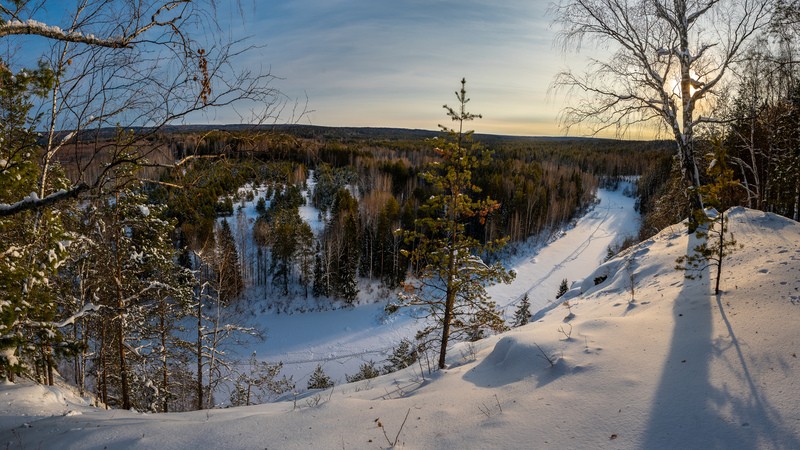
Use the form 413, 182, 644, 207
4, 103, 800, 410
4, 90, 800, 412
2, 104, 673, 410
2, 0, 800, 419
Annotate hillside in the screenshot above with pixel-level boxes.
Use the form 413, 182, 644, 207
245, 182, 640, 387
2, 207, 799, 449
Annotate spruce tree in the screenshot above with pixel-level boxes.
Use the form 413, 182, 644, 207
556, 279, 569, 299
328, 188, 360, 303
512, 293, 532, 328
390, 79, 514, 369
215, 219, 243, 303
307, 364, 334, 389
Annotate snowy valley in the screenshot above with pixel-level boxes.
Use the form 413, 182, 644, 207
3, 201, 799, 449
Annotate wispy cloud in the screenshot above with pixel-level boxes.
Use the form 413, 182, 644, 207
212, 1, 571, 136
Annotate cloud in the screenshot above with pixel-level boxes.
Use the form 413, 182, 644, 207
215, 1, 566, 135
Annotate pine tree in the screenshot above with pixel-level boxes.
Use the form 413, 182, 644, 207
390, 79, 514, 369
383, 338, 418, 374
0, 61, 70, 382
512, 293, 532, 328
307, 364, 334, 389
556, 279, 569, 299
676, 139, 742, 295
215, 219, 243, 304
345, 361, 380, 383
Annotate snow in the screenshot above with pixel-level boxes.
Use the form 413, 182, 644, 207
3, 201, 800, 449
248, 183, 640, 387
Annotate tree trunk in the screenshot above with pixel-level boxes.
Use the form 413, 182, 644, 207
114, 222, 131, 410
438, 287, 455, 370
196, 287, 204, 410
715, 213, 725, 295
160, 302, 169, 413
99, 321, 108, 406
438, 195, 459, 370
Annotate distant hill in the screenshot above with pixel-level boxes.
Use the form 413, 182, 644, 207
68, 123, 659, 145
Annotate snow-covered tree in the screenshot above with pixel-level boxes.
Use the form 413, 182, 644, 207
81, 177, 193, 411
0, 61, 71, 382
512, 293, 532, 328
307, 364, 334, 390
229, 352, 293, 407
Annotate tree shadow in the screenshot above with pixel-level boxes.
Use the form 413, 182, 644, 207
642, 234, 800, 449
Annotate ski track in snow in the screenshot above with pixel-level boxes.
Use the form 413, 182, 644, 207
246, 184, 640, 386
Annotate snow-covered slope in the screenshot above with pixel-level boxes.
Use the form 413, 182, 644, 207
251, 183, 640, 387
2, 207, 799, 449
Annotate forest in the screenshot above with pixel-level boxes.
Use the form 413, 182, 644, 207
4, 84, 800, 411
1, 104, 672, 410
2, 0, 800, 416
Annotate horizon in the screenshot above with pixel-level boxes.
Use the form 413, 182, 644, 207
183, 1, 659, 140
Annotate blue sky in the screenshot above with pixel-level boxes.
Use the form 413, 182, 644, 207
215, 0, 582, 136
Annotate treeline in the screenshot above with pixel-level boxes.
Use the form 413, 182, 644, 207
153, 130, 671, 309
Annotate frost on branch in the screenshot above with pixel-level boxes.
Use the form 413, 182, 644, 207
0, 19, 129, 48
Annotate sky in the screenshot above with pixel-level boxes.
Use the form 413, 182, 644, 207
216, 0, 592, 137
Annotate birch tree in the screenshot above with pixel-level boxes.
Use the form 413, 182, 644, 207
552, 0, 772, 228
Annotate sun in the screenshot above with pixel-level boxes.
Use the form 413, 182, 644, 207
669, 70, 701, 99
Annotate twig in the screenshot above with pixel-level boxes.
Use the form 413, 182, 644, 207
534, 342, 556, 367
379, 408, 411, 447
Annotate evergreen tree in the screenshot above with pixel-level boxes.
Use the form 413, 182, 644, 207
556, 279, 569, 299
327, 188, 360, 303
215, 219, 243, 304
390, 79, 514, 369
312, 242, 330, 298
0, 61, 72, 382
383, 338, 418, 374
676, 139, 742, 295
296, 222, 315, 298
345, 361, 380, 383
71, 177, 194, 410
512, 293, 532, 328
307, 364, 334, 389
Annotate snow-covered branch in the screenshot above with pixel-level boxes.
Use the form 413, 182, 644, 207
55, 303, 103, 328
0, 184, 89, 217
0, 20, 129, 48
